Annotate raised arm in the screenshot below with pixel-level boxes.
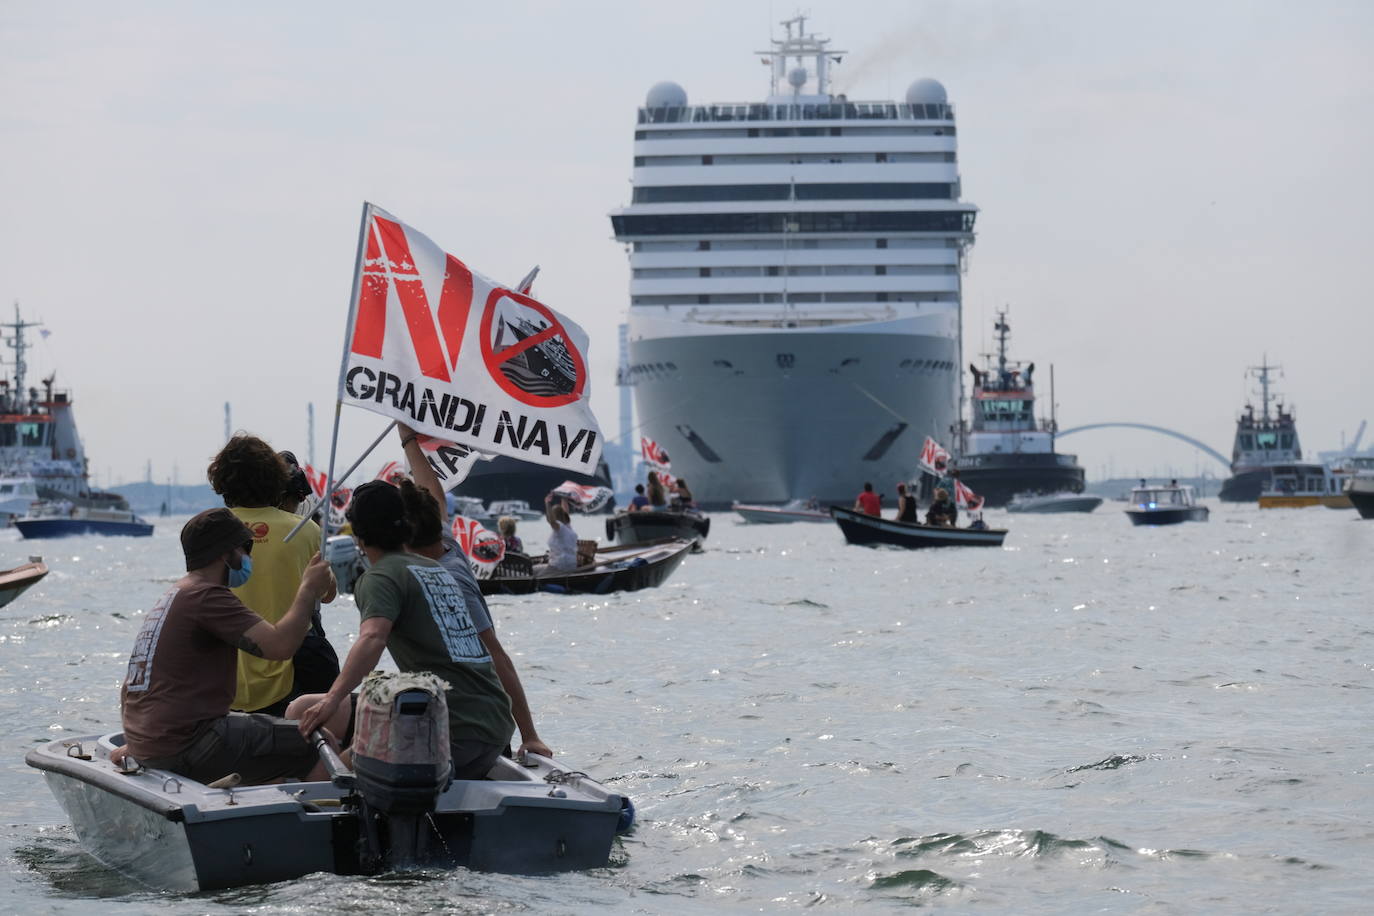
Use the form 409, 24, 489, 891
398, 422, 448, 525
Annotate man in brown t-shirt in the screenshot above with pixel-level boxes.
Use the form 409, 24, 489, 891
116, 508, 334, 784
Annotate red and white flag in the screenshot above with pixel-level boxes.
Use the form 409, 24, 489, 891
304, 465, 329, 500
410, 432, 489, 493
451, 515, 505, 579
341, 205, 602, 474
641, 436, 670, 470
954, 479, 984, 511
918, 436, 951, 476
375, 460, 404, 484
551, 480, 614, 513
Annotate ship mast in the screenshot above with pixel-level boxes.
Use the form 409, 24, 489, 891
1, 302, 44, 403
1248, 356, 1281, 423
756, 14, 846, 99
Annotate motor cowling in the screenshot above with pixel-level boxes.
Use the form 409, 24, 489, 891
351, 671, 452, 815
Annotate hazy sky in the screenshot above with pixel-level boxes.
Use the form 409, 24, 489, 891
2, 0, 1371, 487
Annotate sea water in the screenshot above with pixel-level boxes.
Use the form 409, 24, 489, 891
1, 503, 1370, 913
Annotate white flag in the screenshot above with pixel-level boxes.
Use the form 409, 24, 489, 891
341, 205, 603, 474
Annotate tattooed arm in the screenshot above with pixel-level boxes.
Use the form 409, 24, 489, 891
236, 552, 333, 660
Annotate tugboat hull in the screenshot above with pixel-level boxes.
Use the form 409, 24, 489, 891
955, 454, 1085, 508
1218, 469, 1270, 502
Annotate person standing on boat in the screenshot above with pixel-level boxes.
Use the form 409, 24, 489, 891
895, 482, 918, 522
114, 509, 333, 784
854, 482, 881, 516
384, 423, 550, 758
292, 481, 516, 779
207, 435, 338, 717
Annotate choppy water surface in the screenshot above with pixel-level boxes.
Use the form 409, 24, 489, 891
2, 503, 1371, 913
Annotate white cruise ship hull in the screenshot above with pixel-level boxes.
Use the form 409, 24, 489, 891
629, 312, 958, 507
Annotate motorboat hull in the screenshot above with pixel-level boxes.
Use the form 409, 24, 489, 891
1006, 494, 1103, 514
26, 733, 628, 892
732, 503, 831, 524
831, 505, 1007, 548
605, 509, 710, 546
16, 518, 153, 538
1350, 485, 1374, 519
481, 538, 693, 595
1124, 506, 1209, 525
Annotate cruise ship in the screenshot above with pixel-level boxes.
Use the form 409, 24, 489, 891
610, 16, 977, 508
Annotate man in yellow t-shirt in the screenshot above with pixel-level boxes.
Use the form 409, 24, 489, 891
208, 435, 337, 715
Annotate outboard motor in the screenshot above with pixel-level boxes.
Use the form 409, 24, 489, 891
350, 671, 452, 870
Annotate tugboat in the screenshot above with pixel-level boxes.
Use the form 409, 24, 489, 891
954, 311, 1086, 507
1219, 360, 1301, 502
0, 307, 144, 534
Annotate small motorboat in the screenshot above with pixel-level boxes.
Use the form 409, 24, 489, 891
481, 537, 694, 596
1124, 482, 1209, 525
1006, 492, 1104, 514
26, 673, 632, 892
605, 507, 710, 547
485, 499, 545, 521
831, 505, 1008, 548
732, 499, 831, 524
15, 502, 153, 538
0, 557, 47, 608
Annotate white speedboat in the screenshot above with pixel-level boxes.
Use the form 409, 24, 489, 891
0, 557, 47, 608
485, 499, 544, 521
1124, 483, 1209, 526
733, 499, 831, 524
1006, 492, 1103, 514
0, 475, 38, 523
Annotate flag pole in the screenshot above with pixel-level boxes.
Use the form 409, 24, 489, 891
284, 420, 397, 541
285, 201, 373, 545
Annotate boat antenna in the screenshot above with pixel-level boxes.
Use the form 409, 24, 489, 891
1248, 355, 1282, 423
1, 302, 43, 401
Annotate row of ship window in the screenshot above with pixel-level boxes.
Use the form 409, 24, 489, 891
633, 153, 957, 167
631, 183, 956, 203
632, 265, 956, 278
612, 211, 977, 236
632, 238, 961, 251
632, 292, 959, 305
636, 102, 953, 124
626, 357, 956, 376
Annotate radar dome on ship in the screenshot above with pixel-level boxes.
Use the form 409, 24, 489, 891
905, 78, 947, 105
645, 81, 688, 108
787, 67, 808, 89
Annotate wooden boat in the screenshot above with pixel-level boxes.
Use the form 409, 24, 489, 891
732, 499, 831, 524
831, 505, 1008, 548
0, 558, 47, 608
1124, 483, 1209, 525
1006, 493, 1103, 514
604, 507, 710, 547
480, 537, 694, 595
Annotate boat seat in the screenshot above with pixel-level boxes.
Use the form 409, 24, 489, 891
494, 552, 533, 579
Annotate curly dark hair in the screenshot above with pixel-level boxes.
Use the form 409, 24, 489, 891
207, 434, 291, 508
398, 478, 443, 549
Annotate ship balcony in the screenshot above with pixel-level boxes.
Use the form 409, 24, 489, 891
627, 163, 959, 187
630, 135, 959, 157
629, 275, 961, 296
636, 100, 956, 124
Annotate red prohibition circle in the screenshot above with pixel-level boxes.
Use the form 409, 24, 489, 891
478, 287, 586, 409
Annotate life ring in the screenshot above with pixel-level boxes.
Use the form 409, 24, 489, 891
65, 448, 76, 459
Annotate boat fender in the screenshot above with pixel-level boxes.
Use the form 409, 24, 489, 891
629, 557, 647, 567
541, 583, 568, 594
616, 796, 636, 834
604, 518, 615, 541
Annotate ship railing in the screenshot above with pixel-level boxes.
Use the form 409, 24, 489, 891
638, 101, 954, 125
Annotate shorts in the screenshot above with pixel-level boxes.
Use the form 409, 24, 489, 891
144, 713, 318, 785
451, 739, 504, 780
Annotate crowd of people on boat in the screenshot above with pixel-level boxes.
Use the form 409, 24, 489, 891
625, 470, 696, 511
852, 471, 986, 529
113, 423, 552, 788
